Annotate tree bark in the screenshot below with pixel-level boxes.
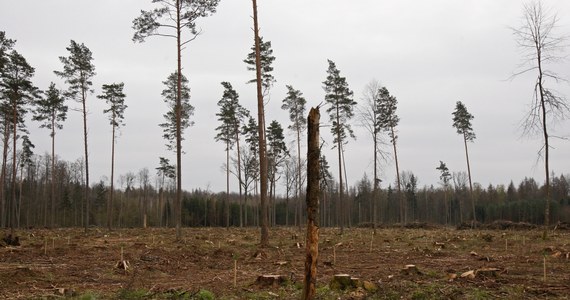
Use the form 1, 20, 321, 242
391, 126, 403, 224
51, 114, 56, 228
538, 49, 550, 239
226, 140, 230, 228
303, 107, 320, 300
296, 115, 302, 231
463, 133, 476, 223
252, 0, 269, 247
235, 128, 243, 227
82, 79, 90, 233
108, 113, 116, 231
10, 93, 18, 236
175, 0, 183, 241
336, 103, 344, 234
0, 119, 8, 228
373, 134, 378, 233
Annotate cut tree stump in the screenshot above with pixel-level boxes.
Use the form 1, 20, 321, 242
330, 274, 361, 290
256, 275, 288, 287
401, 264, 421, 275
476, 267, 501, 277
115, 260, 130, 271
2, 234, 20, 246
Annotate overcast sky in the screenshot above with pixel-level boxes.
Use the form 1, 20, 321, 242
1, 0, 569, 194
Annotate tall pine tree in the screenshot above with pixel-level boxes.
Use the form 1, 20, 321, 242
377, 87, 403, 223
452, 101, 476, 223
323, 59, 356, 233
281, 85, 306, 228
133, 0, 220, 240
54, 40, 96, 232
0, 50, 39, 237
98, 83, 127, 230
33, 83, 68, 227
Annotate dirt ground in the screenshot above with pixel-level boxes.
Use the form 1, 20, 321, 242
1, 225, 569, 299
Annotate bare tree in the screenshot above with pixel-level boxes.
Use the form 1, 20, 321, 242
511, 0, 569, 238
358, 79, 389, 232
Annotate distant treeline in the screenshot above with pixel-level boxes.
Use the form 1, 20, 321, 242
1, 152, 568, 229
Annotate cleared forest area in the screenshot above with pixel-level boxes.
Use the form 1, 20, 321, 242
1, 226, 570, 299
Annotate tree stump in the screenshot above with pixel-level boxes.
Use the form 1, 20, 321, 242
330, 274, 360, 290
256, 275, 288, 287
401, 264, 421, 275
2, 234, 20, 246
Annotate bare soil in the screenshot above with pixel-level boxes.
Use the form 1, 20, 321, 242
1, 226, 569, 299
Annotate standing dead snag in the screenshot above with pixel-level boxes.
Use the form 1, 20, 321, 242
303, 107, 320, 300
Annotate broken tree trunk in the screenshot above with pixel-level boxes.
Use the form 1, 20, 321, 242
303, 107, 320, 300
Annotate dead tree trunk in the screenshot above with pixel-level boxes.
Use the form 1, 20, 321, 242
303, 107, 320, 300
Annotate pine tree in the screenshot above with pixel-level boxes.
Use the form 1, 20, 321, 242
33, 82, 68, 227
377, 87, 403, 223
266, 120, 288, 225
452, 101, 476, 223
215, 82, 248, 228
98, 83, 127, 230
133, 0, 220, 240
244, 36, 276, 95
323, 59, 356, 233
54, 40, 96, 232
159, 71, 194, 153
249, 0, 271, 246
281, 85, 306, 229
0, 49, 39, 236
436, 161, 452, 224
0, 31, 15, 229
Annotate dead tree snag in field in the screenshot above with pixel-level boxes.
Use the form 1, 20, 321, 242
303, 107, 320, 300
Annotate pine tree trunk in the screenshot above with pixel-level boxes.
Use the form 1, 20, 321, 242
226, 141, 230, 228
82, 84, 90, 232
0, 120, 8, 228
252, 0, 269, 247
296, 120, 302, 231
10, 95, 17, 236
373, 132, 379, 233
108, 119, 115, 231
391, 126, 403, 224
236, 129, 243, 227
463, 133, 476, 223
175, 0, 183, 241
336, 103, 344, 234
51, 118, 56, 228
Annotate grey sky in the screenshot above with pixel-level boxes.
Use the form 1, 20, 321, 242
1, 0, 569, 194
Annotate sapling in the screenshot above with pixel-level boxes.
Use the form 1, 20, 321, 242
543, 254, 547, 282
232, 253, 239, 287
333, 245, 337, 265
